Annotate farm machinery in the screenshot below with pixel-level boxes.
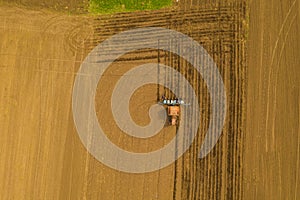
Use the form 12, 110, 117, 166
158, 96, 189, 127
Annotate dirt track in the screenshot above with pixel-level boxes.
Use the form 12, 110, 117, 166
0, 0, 299, 199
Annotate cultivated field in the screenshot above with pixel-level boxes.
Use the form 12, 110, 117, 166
0, 0, 298, 199
244, 0, 299, 199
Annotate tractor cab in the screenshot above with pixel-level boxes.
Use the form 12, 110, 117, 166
167, 105, 180, 126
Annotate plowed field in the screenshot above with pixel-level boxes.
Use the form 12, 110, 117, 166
0, 0, 298, 199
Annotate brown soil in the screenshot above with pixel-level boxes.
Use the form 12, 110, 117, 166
244, 0, 300, 199
1, 0, 298, 199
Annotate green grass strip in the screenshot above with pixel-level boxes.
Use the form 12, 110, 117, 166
89, 0, 173, 14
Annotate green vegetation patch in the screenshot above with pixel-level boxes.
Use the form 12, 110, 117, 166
89, 0, 173, 14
